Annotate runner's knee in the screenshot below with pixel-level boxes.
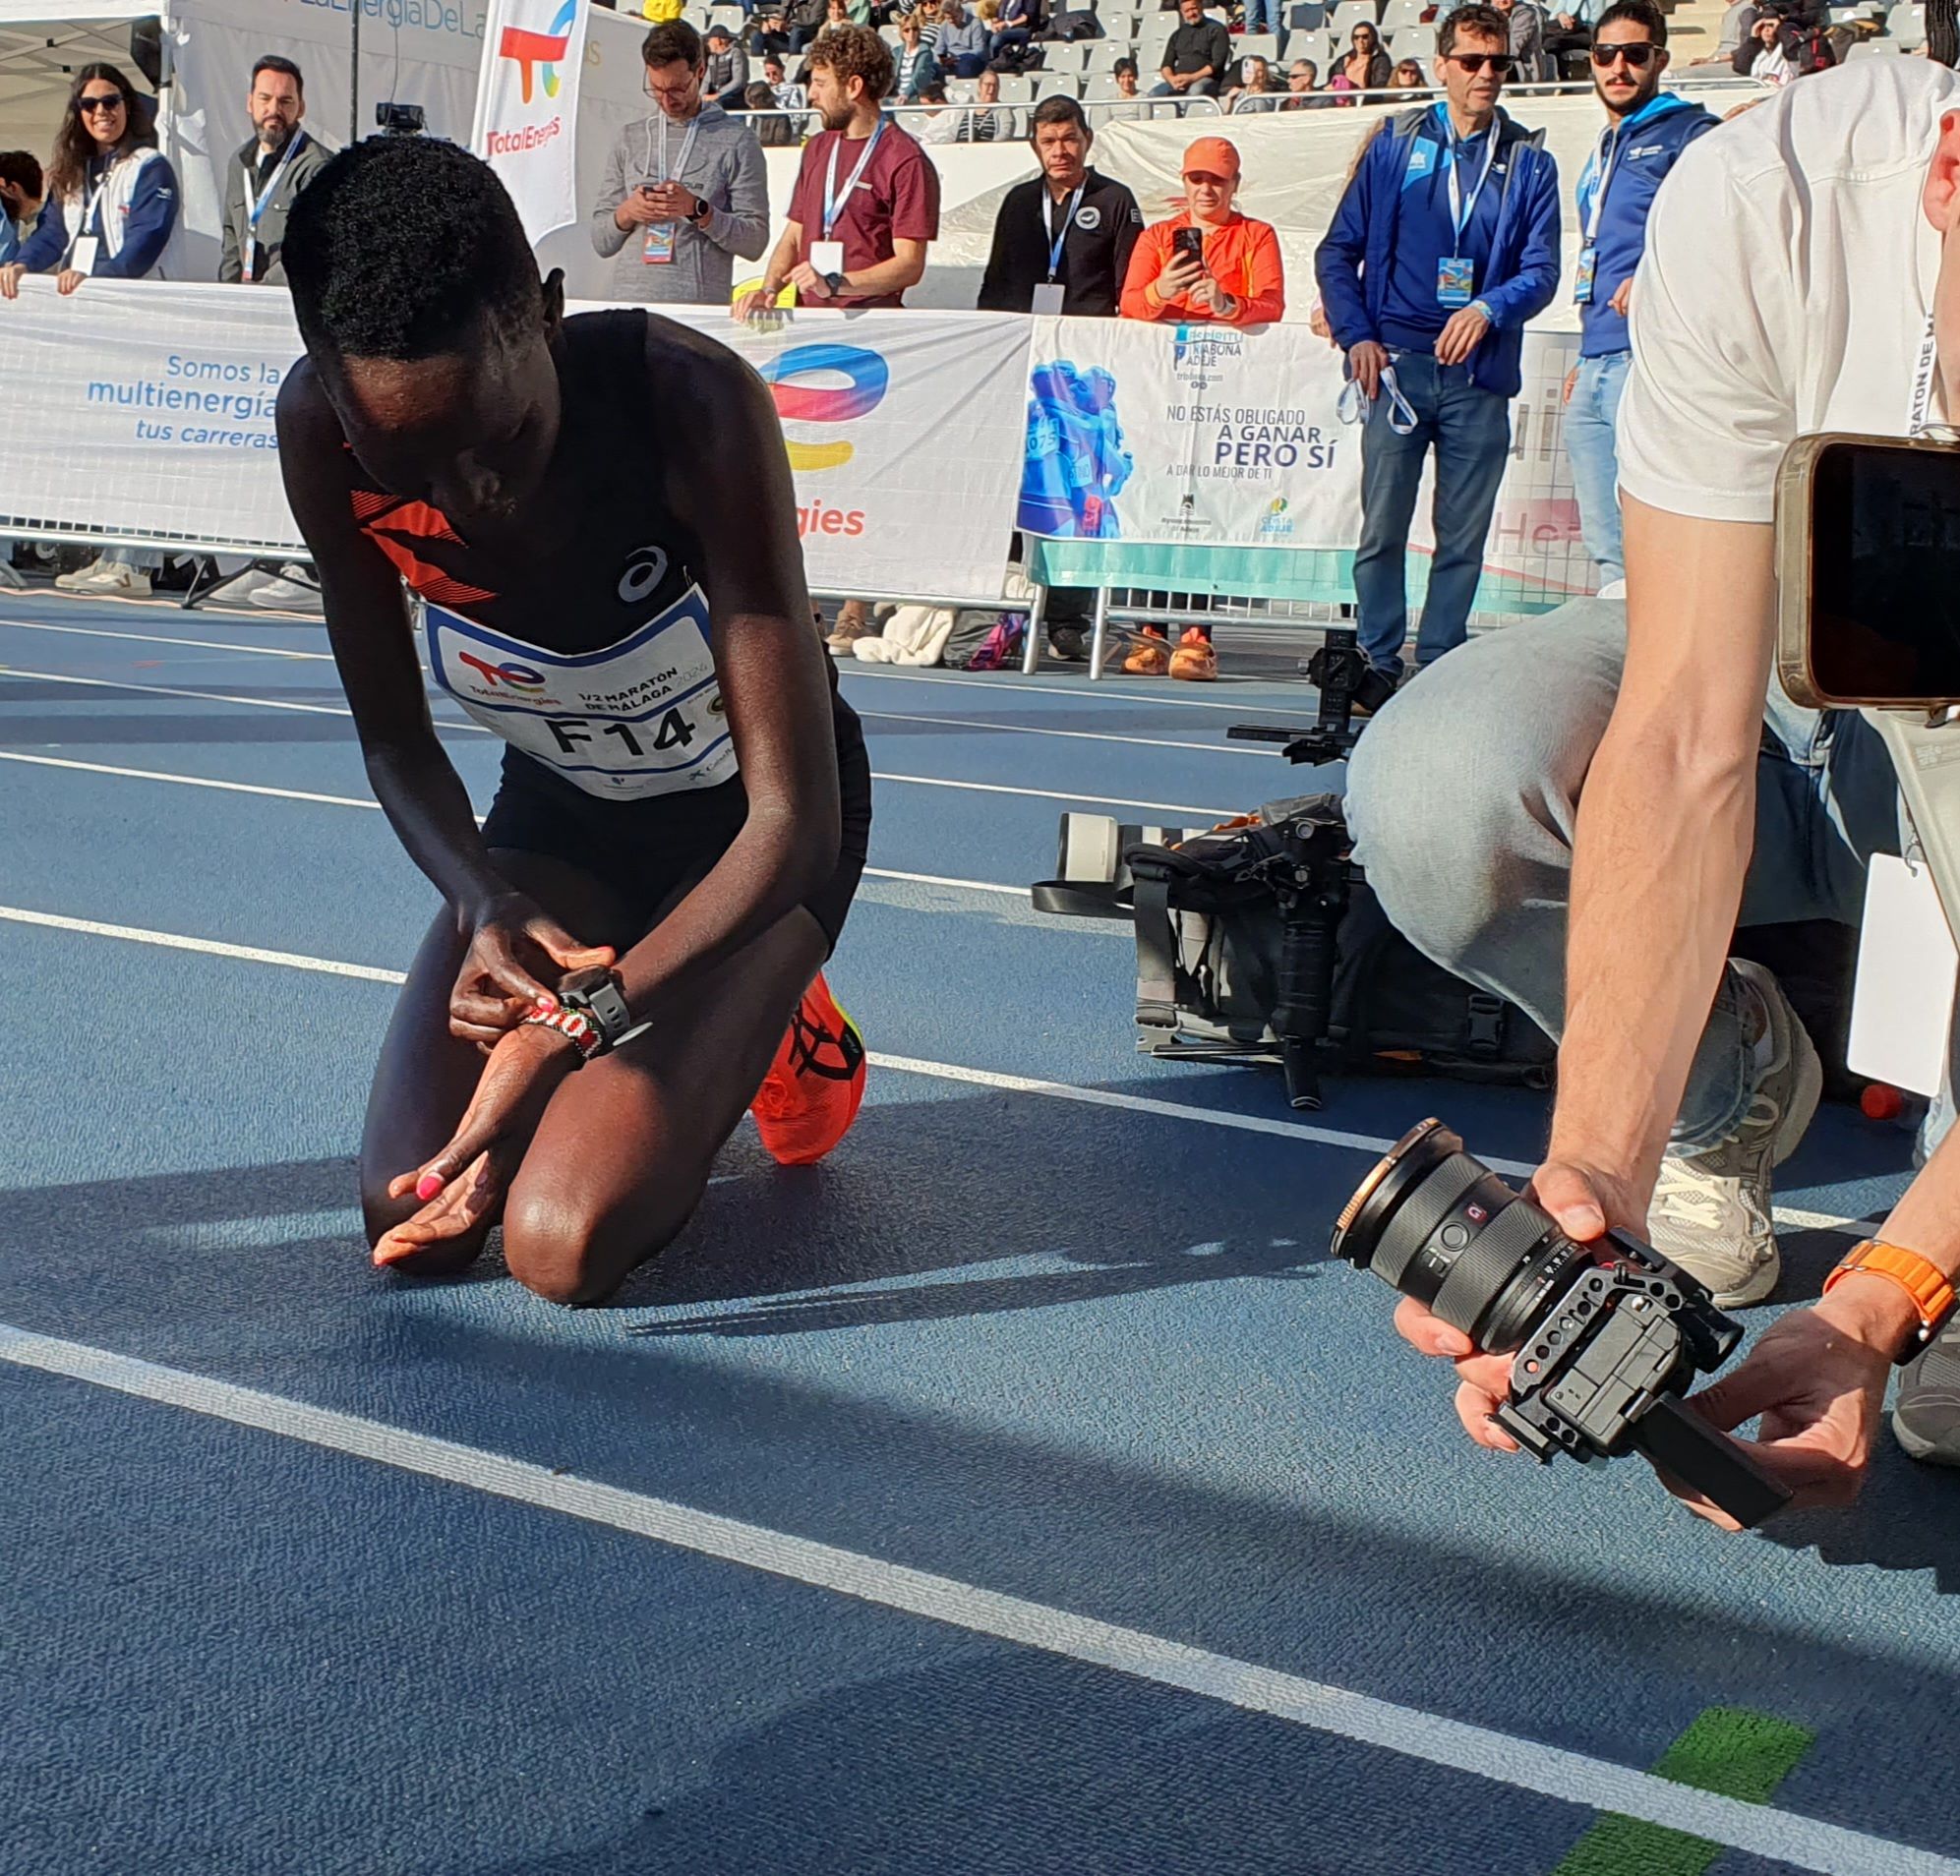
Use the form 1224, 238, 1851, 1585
503, 1182, 703, 1307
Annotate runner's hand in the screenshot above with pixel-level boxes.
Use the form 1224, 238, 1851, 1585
1347, 339, 1389, 400
448, 892, 615, 1046
374, 1025, 578, 1263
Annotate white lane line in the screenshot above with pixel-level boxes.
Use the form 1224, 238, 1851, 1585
0, 905, 1864, 1235
0, 616, 335, 661
0, 752, 1030, 901
838, 664, 1298, 715
0, 668, 1235, 819
0, 1324, 1945, 1876
856, 707, 1272, 760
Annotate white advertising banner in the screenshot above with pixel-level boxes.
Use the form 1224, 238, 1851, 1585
1021, 315, 1597, 608
472, 0, 591, 246
0, 281, 1028, 595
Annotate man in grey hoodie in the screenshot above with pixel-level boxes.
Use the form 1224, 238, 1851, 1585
591, 21, 770, 307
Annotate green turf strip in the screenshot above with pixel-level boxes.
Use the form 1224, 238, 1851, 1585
1551, 1706, 1816, 1876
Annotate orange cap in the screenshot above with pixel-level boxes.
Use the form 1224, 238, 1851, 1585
1182, 135, 1241, 180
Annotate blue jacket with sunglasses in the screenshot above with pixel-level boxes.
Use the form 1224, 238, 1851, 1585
1315, 101, 1561, 400
1574, 90, 1717, 357
16, 146, 178, 279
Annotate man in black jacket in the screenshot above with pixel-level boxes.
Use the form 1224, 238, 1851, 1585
1152, 0, 1230, 98
978, 97, 1143, 316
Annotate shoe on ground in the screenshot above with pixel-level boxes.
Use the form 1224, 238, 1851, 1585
1124, 626, 1169, 676
826, 603, 873, 653
1168, 627, 1218, 682
54, 556, 114, 591
749, 970, 867, 1165
1644, 958, 1822, 1309
251, 565, 323, 613
1894, 1317, 1960, 1466
1047, 623, 1088, 663
1348, 663, 1401, 718
76, 561, 152, 599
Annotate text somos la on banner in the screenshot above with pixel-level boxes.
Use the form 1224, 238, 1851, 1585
473, 0, 592, 246
0, 280, 1031, 597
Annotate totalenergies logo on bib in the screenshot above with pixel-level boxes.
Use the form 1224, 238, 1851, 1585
457, 650, 548, 692
499, 0, 576, 105
759, 343, 889, 472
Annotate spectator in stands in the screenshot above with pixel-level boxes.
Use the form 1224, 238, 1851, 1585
1228, 56, 1283, 110
0, 151, 42, 267
986, 0, 1039, 61
1105, 57, 1149, 120
938, 1, 991, 75
746, 24, 940, 651
1283, 59, 1328, 107
219, 56, 327, 287
1491, 0, 1551, 78
980, 96, 1144, 313
1336, 20, 1394, 91
1119, 136, 1284, 680
641, 0, 684, 21
1313, 3, 1560, 686
764, 51, 808, 109
1734, 11, 1797, 80
743, 80, 802, 141
592, 21, 770, 307
785, 0, 829, 50
960, 69, 1020, 140
1563, 0, 1715, 589
703, 26, 751, 106
1, 63, 180, 601
1243, 0, 1278, 41
913, 73, 963, 141
1153, 0, 1231, 98
1541, 0, 1602, 75
750, 7, 794, 56
1390, 58, 1431, 88
895, 12, 938, 98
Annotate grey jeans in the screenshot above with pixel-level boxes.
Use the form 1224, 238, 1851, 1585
1345, 598, 1919, 1150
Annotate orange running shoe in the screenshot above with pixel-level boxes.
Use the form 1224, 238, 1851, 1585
749, 971, 867, 1165
1123, 626, 1169, 675
1168, 628, 1218, 682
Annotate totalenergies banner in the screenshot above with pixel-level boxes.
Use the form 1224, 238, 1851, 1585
0, 282, 1030, 598
473, 0, 592, 245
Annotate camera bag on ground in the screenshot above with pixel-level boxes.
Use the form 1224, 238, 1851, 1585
1032, 791, 1555, 1110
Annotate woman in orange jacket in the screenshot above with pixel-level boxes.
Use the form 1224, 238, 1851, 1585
1118, 135, 1285, 329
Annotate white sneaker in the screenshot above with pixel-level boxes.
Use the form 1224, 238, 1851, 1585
54, 556, 114, 591
250, 565, 322, 613
90, 563, 152, 599
1644, 960, 1822, 1309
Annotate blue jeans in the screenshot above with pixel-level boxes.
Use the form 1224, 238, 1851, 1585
1351, 350, 1511, 676
1345, 598, 1940, 1150
1563, 348, 1631, 587
1242, 0, 1277, 30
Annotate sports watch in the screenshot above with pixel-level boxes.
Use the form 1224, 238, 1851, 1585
557, 966, 638, 1056
685, 194, 711, 223
824, 270, 848, 298
1823, 1239, 1958, 1364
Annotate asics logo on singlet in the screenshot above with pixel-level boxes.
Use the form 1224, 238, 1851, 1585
618, 545, 670, 604
457, 651, 548, 691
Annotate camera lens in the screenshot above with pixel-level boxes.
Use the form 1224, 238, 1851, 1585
1330, 1120, 1591, 1352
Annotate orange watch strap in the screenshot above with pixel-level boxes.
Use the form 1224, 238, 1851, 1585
1824, 1239, 1957, 1359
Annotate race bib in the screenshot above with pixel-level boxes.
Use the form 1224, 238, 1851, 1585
425, 584, 740, 801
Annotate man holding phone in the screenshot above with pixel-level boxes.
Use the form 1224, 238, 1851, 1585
1344, 57, 1960, 1516
591, 20, 769, 307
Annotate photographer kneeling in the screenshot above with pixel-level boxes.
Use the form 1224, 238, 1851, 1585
1344, 58, 1960, 1523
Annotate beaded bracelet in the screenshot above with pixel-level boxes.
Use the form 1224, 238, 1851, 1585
520, 1000, 602, 1063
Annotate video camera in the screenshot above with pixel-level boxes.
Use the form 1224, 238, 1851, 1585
1333, 1120, 1792, 1527
375, 101, 427, 136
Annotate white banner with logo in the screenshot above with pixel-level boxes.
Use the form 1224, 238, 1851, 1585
1021, 315, 1597, 607
0, 281, 1030, 597
472, 0, 591, 245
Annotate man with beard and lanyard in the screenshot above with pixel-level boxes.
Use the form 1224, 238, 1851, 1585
219, 56, 327, 286
1354, 57, 1960, 1509
277, 136, 872, 1306
743, 24, 939, 655
1560, 0, 1714, 590
592, 20, 768, 308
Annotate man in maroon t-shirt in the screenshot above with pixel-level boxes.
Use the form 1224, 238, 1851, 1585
744, 24, 940, 316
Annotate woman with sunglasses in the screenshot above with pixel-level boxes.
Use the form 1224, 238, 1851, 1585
1338, 21, 1394, 93
0, 63, 178, 302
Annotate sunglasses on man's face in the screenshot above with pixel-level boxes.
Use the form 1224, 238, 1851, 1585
1590, 39, 1658, 66
78, 90, 126, 113
1446, 52, 1513, 73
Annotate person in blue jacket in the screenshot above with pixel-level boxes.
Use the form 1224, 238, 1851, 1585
0, 63, 178, 302
1563, 0, 1716, 588
1314, 3, 1561, 687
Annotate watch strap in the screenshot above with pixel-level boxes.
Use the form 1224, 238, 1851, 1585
1823, 1239, 1958, 1364
557, 967, 635, 1051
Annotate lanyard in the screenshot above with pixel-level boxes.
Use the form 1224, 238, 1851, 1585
243, 131, 307, 232
66, 167, 110, 265
1910, 311, 1943, 439
1577, 119, 1622, 246
1443, 116, 1499, 256
1039, 181, 1086, 282
822, 119, 885, 239
657, 110, 702, 190
1338, 365, 1418, 436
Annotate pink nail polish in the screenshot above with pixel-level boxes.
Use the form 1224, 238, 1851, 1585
416, 1174, 444, 1202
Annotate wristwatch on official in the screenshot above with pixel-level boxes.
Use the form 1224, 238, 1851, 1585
824, 270, 847, 297
685, 194, 711, 223
557, 966, 637, 1056
1823, 1239, 1959, 1364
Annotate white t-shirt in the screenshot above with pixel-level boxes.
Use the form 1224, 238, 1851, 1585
1618, 58, 1960, 526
